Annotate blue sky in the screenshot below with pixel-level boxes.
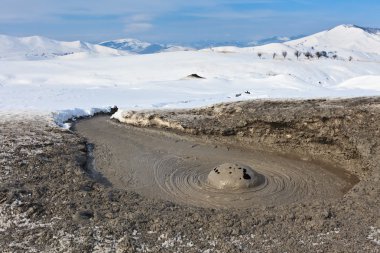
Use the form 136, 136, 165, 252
0, 0, 379, 43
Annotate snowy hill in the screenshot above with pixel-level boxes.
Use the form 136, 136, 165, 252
205, 24, 380, 61
285, 25, 380, 59
99, 38, 193, 54
0, 35, 126, 60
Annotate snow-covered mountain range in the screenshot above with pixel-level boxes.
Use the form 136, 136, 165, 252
1, 24, 380, 60
206, 25, 380, 61
98, 36, 303, 53
0, 35, 126, 60
99, 38, 193, 54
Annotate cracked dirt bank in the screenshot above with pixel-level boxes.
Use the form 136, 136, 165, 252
0, 97, 379, 252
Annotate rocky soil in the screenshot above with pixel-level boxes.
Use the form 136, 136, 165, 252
1, 98, 379, 252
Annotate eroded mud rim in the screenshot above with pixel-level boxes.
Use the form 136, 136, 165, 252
74, 116, 357, 209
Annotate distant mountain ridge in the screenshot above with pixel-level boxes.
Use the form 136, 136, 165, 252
99, 38, 193, 54
247, 35, 304, 46
99, 35, 304, 53
1, 24, 380, 60
0, 34, 125, 60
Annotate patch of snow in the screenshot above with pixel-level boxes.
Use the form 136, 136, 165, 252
0, 200, 53, 234
368, 226, 380, 245
52, 107, 112, 127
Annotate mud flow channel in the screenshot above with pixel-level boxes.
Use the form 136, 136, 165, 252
74, 116, 356, 209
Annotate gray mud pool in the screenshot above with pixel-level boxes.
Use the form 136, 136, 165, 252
75, 116, 355, 209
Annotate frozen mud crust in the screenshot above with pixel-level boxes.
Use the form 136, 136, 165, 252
0, 97, 379, 252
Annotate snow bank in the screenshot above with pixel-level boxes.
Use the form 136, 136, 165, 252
52, 107, 112, 129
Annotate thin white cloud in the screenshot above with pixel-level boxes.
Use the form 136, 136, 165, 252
0, 0, 265, 22
129, 14, 153, 22
0, 0, 187, 21
123, 13, 154, 34
187, 10, 279, 20
125, 23, 153, 33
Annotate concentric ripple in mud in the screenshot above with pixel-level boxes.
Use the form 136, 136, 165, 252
75, 116, 355, 209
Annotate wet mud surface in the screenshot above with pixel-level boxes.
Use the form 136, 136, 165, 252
75, 116, 354, 209
1, 97, 380, 252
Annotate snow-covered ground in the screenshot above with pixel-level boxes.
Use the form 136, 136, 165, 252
0, 24, 380, 126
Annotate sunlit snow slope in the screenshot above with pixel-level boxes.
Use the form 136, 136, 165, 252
206, 25, 380, 61
0, 35, 126, 60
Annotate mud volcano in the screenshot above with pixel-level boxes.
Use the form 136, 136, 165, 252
208, 163, 263, 189
2, 98, 379, 252
75, 116, 355, 209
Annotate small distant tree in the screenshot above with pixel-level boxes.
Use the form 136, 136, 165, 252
304, 51, 313, 59
294, 50, 301, 60
348, 56, 353, 61
273, 52, 277, 59
332, 54, 338, 60
257, 52, 263, 59
316, 51, 328, 59
282, 51, 287, 59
